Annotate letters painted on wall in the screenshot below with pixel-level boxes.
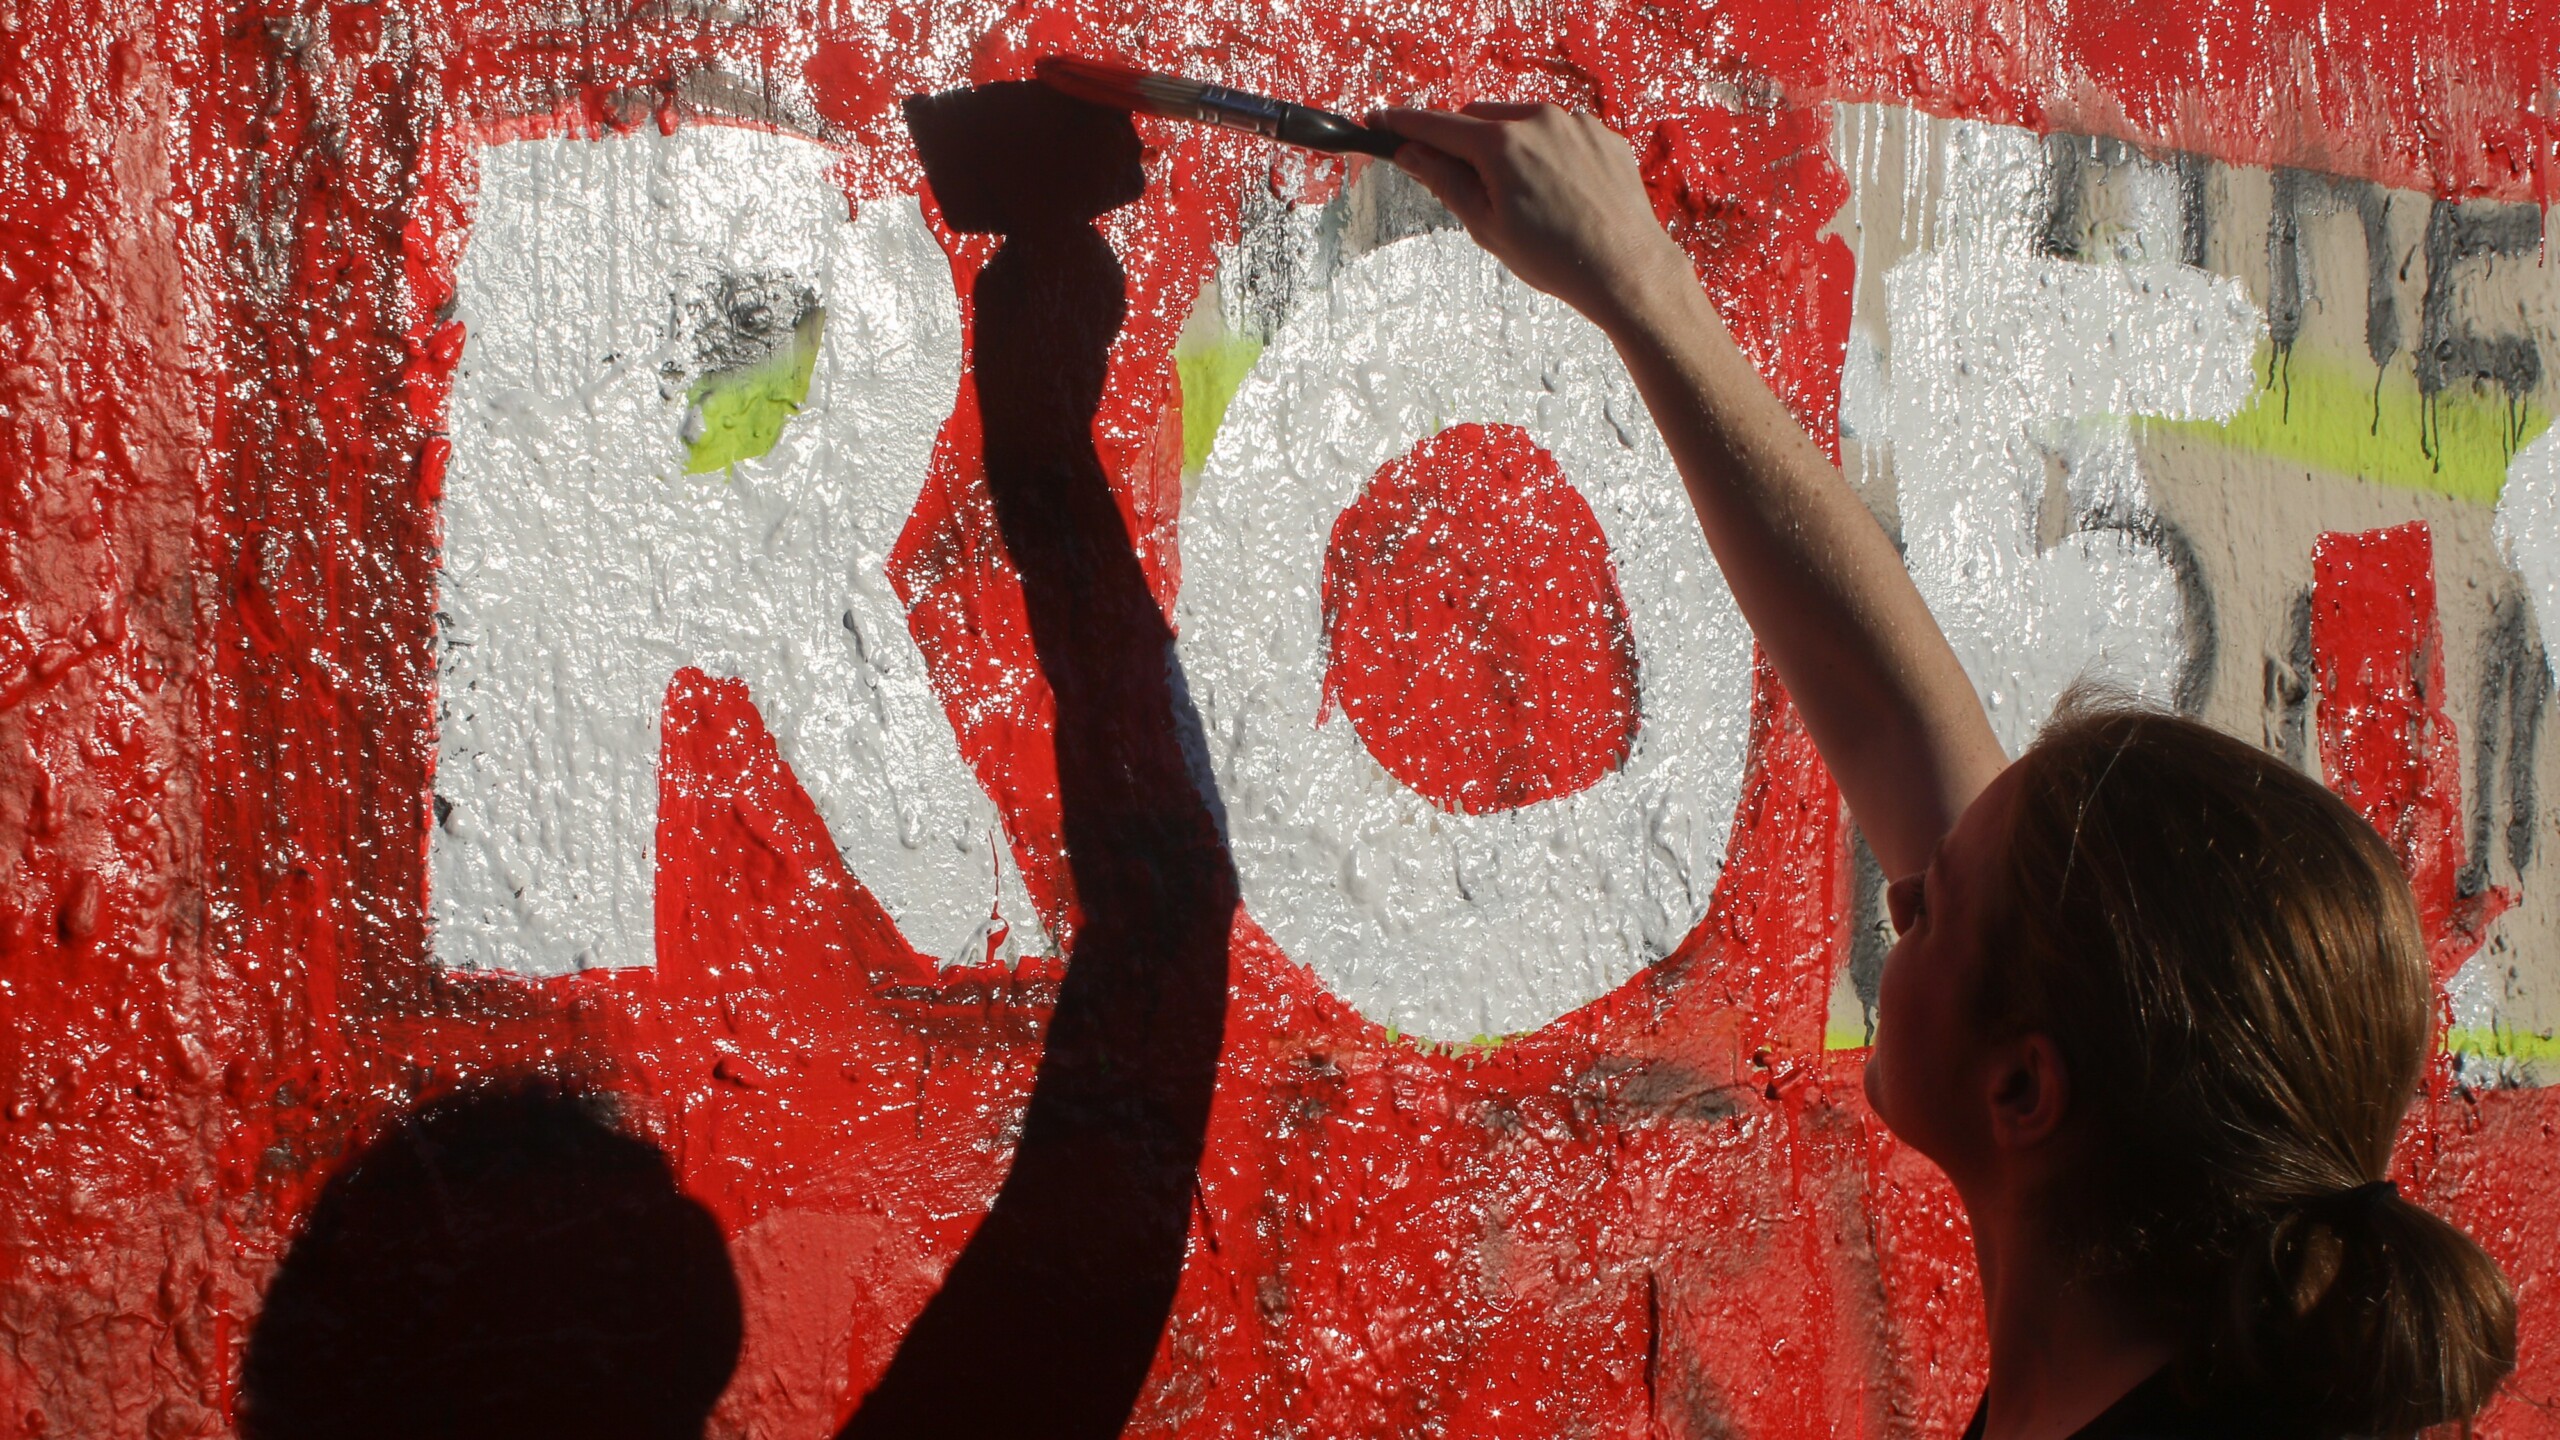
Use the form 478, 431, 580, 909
1, 0, 2556, 1433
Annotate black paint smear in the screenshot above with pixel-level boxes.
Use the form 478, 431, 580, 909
1845, 830, 1889, 1043
2174, 152, 2211, 270
2466, 590, 2547, 896
841, 81, 1240, 1440
240, 1084, 742, 1440
2038, 131, 2084, 260
2038, 133, 2210, 269
2266, 169, 2403, 429
2152, 509, 2221, 719
2263, 587, 2316, 775
2068, 496, 2219, 719
2419, 198, 2543, 402
2358, 189, 2400, 374
2264, 169, 2397, 369
2418, 198, 2543, 468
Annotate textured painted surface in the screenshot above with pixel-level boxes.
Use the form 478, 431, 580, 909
1, 1, 2557, 1437
1841, 107, 2266, 754
432, 128, 1053, 977
1826, 105, 2560, 1081
1320, 422, 1643, 816
1177, 230, 1753, 1039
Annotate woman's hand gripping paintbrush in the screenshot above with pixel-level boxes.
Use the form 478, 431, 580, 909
1370, 104, 1697, 337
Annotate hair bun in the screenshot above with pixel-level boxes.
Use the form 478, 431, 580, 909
2209, 1175, 2514, 1434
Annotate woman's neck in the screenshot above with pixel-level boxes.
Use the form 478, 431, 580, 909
1969, 1189, 2176, 1440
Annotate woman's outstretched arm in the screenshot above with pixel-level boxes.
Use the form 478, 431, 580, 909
1379, 103, 2006, 878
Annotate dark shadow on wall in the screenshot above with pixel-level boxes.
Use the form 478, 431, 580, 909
238, 1084, 741, 1440
840, 82, 1241, 1439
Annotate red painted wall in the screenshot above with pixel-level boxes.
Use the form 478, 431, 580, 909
1, 0, 2554, 1434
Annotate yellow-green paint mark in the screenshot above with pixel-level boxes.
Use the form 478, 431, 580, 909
686, 309, 824, 474
2149, 347, 2550, 505
1376, 1025, 1520, 1058
2446, 1025, 2560, 1068
1824, 950, 1875, 1051
1175, 330, 1263, 474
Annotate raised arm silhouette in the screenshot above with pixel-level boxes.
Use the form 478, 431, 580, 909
842, 81, 1241, 1439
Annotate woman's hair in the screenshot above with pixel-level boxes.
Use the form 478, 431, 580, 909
1986, 691, 2515, 1435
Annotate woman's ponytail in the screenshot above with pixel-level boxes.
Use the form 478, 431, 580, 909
2210, 1183, 2516, 1434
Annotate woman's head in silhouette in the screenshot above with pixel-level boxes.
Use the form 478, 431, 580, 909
241, 1082, 741, 1440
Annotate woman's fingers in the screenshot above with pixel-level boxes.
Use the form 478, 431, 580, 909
1371, 103, 1684, 334
1387, 140, 1491, 226
1372, 107, 1509, 165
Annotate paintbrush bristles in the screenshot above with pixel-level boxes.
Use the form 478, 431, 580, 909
1134, 75, 1204, 109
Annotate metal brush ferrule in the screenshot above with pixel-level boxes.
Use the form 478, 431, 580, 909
1150, 79, 1289, 139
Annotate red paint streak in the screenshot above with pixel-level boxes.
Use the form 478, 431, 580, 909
1319, 423, 1641, 816
2309, 525, 2560, 1428
1637, 105, 1856, 455
2423, 1084, 2560, 1430
2311, 522, 2515, 984
2031, 0, 2554, 207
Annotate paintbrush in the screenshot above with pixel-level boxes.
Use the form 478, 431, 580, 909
1035, 56, 1405, 158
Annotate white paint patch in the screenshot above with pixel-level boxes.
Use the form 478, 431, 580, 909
2495, 427, 2560, 677
1175, 231, 1756, 1041
1841, 114, 2265, 753
432, 126, 1047, 974
2445, 943, 2520, 1071
2469, 427, 2560, 1077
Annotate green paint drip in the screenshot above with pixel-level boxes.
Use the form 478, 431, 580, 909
2151, 347, 2550, 505
1175, 331, 1263, 474
685, 308, 825, 474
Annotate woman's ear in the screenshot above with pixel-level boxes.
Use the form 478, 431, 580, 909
1985, 1032, 2070, 1150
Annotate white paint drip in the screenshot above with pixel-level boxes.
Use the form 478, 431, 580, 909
1841, 112, 2265, 754
2446, 942, 2520, 1066
1175, 231, 1756, 1041
2467, 426, 2560, 1072
2495, 427, 2560, 678
431, 126, 1048, 974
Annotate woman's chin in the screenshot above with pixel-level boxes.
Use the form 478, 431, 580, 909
1861, 1051, 1890, 1128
